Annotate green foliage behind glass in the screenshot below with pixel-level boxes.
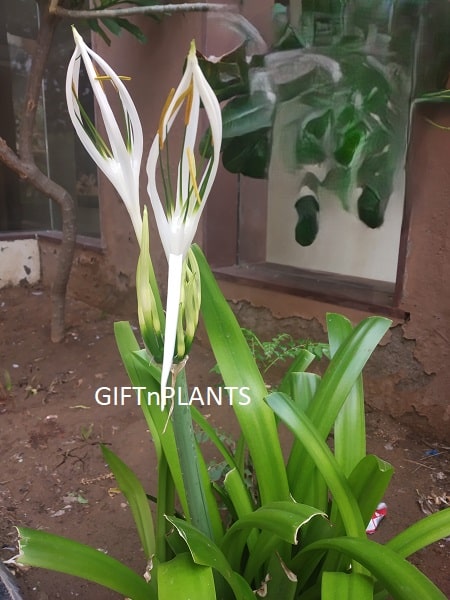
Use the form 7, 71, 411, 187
198, 1, 450, 244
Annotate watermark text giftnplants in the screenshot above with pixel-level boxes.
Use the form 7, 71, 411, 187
94, 386, 251, 407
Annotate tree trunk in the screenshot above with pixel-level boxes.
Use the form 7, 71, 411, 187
0, 0, 76, 342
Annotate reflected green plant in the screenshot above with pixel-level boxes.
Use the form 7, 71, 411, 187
198, 0, 429, 242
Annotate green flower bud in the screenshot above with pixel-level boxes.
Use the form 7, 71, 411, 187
136, 207, 165, 362
174, 248, 201, 362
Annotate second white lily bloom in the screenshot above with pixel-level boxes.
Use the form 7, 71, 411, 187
146, 41, 222, 407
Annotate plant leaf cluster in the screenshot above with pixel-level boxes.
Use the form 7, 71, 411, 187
17, 245, 450, 599
211, 327, 329, 378
241, 327, 329, 373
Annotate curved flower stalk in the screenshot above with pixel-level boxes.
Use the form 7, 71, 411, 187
66, 27, 143, 242
146, 40, 222, 407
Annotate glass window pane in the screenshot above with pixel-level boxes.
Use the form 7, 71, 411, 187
0, 0, 99, 237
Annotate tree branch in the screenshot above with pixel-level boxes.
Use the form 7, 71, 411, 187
0, 136, 76, 343
0, 139, 68, 203
0, 138, 30, 179
0, 1, 77, 342
51, 3, 235, 19
19, 1, 59, 163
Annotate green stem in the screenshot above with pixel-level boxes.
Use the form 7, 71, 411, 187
156, 453, 174, 562
171, 367, 213, 539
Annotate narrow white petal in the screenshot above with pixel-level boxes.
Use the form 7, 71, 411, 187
177, 88, 200, 211
146, 137, 171, 257
159, 59, 194, 147
79, 43, 142, 181
72, 31, 127, 161
66, 48, 116, 181
193, 61, 222, 203
160, 253, 184, 410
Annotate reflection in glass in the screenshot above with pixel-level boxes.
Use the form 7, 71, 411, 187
0, 0, 99, 237
266, 1, 421, 282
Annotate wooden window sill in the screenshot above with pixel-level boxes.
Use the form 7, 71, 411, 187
213, 262, 407, 319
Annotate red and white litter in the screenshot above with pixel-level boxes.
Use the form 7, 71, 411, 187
366, 502, 388, 534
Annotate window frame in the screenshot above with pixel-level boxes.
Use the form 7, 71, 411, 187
204, 169, 410, 319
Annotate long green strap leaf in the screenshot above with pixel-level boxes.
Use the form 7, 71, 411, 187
292, 316, 390, 501
171, 369, 219, 542
279, 349, 317, 394
191, 406, 237, 470
345, 455, 393, 528
223, 468, 257, 545
114, 321, 188, 517
222, 500, 325, 550
302, 537, 447, 600
192, 244, 290, 504
221, 501, 325, 580
264, 552, 298, 600
323, 454, 394, 575
114, 322, 162, 460
101, 445, 155, 560
115, 322, 223, 543
386, 508, 450, 558
166, 515, 255, 600
328, 453, 393, 534
266, 392, 366, 540
289, 372, 321, 413
158, 553, 216, 600
192, 409, 254, 537
17, 528, 153, 600
309, 316, 391, 439
327, 313, 366, 477
286, 372, 321, 493
267, 392, 369, 583
156, 453, 174, 562
322, 572, 374, 600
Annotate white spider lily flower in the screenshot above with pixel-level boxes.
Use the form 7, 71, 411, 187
146, 40, 222, 408
66, 27, 143, 242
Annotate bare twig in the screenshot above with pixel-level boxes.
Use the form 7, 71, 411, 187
51, 2, 235, 19
404, 458, 436, 471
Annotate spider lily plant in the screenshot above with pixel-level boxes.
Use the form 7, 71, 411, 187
67, 31, 221, 405
146, 39, 222, 406
66, 26, 143, 242
15, 27, 450, 600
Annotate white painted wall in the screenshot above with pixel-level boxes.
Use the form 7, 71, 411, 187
0, 239, 40, 288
